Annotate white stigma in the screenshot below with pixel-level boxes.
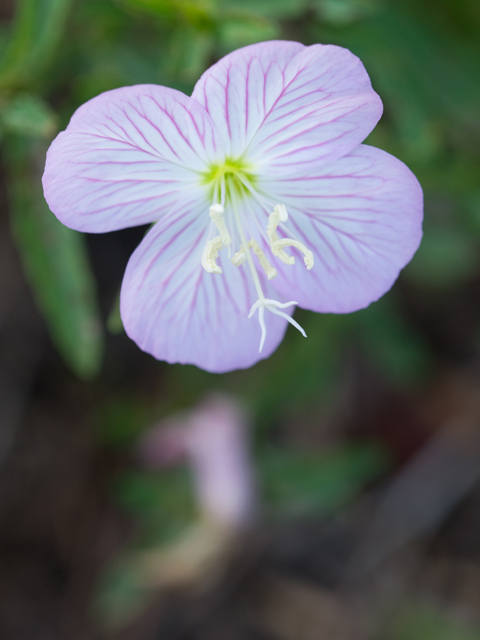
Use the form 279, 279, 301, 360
248, 298, 307, 353
231, 200, 309, 353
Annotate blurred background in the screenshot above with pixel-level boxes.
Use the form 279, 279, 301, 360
1, 0, 480, 638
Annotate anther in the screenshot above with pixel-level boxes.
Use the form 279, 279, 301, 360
230, 250, 246, 267
231, 239, 277, 280
267, 204, 314, 270
201, 236, 224, 274
201, 204, 233, 275
209, 204, 231, 246
249, 239, 277, 280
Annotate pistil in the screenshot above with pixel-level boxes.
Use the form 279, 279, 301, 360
201, 162, 311, 353
231, 199, 305, 353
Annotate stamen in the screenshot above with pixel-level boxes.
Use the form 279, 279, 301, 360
209, 204, 231, 246
231, 239, 277, 280
230, 250, 246, 267
273, 238, 314, 270
267, 204, 314, 270
201, 203, 233, 274
202, 165, 311, 354
249, 239, 277, 280
201, 236, 224, 274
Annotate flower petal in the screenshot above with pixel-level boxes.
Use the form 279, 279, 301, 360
192, 40, 382, 174
43, 85, 223, 233
120, 201, 290, 373
257, 144, 423, 312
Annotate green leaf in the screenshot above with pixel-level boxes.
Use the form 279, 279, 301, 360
355, 296, 433, 388
316, 1, 480, 136
315, 0, 381, 26
94, 556, 155, 632
220, 0, 307, 19
391, 602, 480, 640
118, 0, 218, 25
0, 0, 73, 90
6, 138, 104, 379
93, 395, 151, 448
106, 293, 124, 335
113, 468, 195, 545
160, 26, 215, 85
403, 224, 478, 290
0, 93, 57, 138
218, 16, 279, 50
259, 444, 388, 518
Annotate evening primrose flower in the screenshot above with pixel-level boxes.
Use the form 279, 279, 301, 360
43, 40, 423, 373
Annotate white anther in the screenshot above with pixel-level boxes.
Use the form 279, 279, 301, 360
209, 204, 231, 246
231, 250, 247, 267
201, 236, 224, 274
201, 204, 233, 275
273, 238, 314, 270
231, 239, 277, 280
248, 298, 307, 353
267, 204, 314, 270
273, 203, 289, 223
248, 239, 277, 280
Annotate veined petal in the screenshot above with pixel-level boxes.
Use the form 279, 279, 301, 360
258, 145, 423, 312
43, 85, 223, 233
120, 202, 289, 373
192, 40, 382, 174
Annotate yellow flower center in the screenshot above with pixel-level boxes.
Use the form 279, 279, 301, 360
201, 157, 256, 205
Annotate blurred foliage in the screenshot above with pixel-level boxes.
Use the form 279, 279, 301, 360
5, 135, 103, 378
0, 0, 73, 90
113, 467, 195, 546
97, 439, 386, 625
111, 442, 386, 539
259, 443, 387, 517
391, 601, 480, 640
95, 556, 153, 632
0, 92, 57, 138
93, 392, 155, 448
1, 0, 480, 629
0, 0, 103, 378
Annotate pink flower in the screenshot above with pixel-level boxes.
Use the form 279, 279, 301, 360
140, 395, 255, 531
43, 40, 423, 373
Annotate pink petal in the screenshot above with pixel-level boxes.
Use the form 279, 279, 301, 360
181, 396, 255, 529
258, 145, 423, 312
192, 40, 382, 175
43, 85, 222, 233
120, 201, 289, 373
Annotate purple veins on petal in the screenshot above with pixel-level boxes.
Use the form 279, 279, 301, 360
192, 40, 383, 175
43, 84, 223, 234
261, 144, 423, 314
43, 39, 423, 372
120, 202, 290, 373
